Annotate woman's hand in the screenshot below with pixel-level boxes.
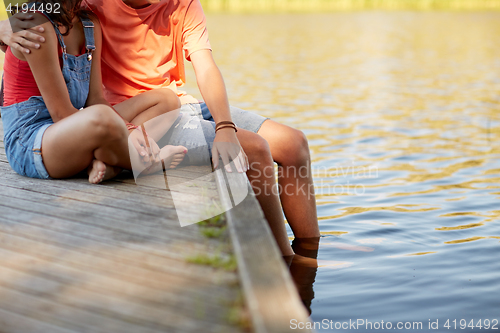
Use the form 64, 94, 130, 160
0, 13, 46, 54
128, 127, 161, 164
212, 128, 248, 173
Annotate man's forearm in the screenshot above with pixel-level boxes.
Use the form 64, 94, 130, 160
196, 65, 233, 123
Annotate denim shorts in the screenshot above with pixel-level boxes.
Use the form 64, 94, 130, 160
157, 102, 268, 165
191, 102, 268, 133
1, 97, 53, 179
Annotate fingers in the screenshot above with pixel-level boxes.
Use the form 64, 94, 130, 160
238, 151, 249, 172
138, 127, 152, 163
212, 145, 219, 169
17, 19, 44, 32
10, 41, 31, 55
228, 147, 244, 173
14, 12, 37, 22
132, 133, 149, 163
149, 139, 161, 163
133, 139, 147, 161
12, 33, 42, 53
212, 142, 249, 173
220, 149, 232, 173
6, 13, 45, 54
213, 143, 233, 172
243, 152, 249, 171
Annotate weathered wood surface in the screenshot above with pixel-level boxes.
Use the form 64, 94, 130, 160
0, 120, 247, 333
215, 168, 313, 333
0, 118, 314, 333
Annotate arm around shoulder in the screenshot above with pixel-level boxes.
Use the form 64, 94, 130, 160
0, 12, 46, 54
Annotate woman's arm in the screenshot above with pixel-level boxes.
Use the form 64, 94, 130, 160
85, 17, 110, 107
22, 14, 79, 122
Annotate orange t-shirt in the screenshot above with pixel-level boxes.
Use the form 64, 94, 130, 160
81, 0, 211, 105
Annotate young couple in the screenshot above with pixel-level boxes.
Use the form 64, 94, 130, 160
0, 0, 320, 258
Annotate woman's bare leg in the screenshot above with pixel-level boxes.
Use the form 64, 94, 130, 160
113, 88, 186, 170
113, 88, 181, 141
237, 129, 294, 256
257, 120, 320, 238
41, 105, 132, 180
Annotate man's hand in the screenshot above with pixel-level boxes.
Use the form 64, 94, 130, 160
212, 128, 248, 173
0, 13, 46, 54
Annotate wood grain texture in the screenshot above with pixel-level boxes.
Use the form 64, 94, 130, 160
0, 119, 247, 333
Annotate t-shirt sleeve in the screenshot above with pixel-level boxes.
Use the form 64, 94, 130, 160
81, 0, 95, 11
182, 0, 212, 61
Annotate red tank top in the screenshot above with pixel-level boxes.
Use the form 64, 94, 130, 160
3, 47, 42, 106
3, 36, 86, 106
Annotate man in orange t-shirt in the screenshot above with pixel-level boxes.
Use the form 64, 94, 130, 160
1, 0, 320, 244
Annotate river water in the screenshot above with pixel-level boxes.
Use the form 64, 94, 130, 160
184, 11, 500, 332
1, 10, 497, 332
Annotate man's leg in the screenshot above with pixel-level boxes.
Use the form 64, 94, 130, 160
196, 102, 320, 238
158, 108, 293, 255
257, 120, 320, 238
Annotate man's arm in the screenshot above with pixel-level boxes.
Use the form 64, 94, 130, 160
190, 49, 248, 173
0, 13, 46, 54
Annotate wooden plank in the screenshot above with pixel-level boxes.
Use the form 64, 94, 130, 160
0, 183, 204, 241
0, 307, 78, 333
0, 284, 172, 333
0, 161, 206, 209
0, 167, 218, 230
0, 211, 236, 284
0, 118, 247, 333
0, 248, 236, 317
215, 164, 313, 333
0, 249, 238, 332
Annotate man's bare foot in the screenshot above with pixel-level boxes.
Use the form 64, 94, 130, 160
88, 160, 121, 184
160, 145, 187, 169
290, 253, 319, 268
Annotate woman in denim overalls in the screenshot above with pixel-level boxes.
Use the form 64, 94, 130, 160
1, 0, 186, 183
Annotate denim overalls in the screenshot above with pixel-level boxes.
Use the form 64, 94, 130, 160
0, 14, 95, 179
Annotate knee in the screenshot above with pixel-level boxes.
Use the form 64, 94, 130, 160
86, 105, 125, 141
283, 128, 310, 167
157, 88, 181, 111
246, 135, 273, 169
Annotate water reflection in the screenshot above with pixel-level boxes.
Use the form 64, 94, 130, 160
183, 11, 500, 330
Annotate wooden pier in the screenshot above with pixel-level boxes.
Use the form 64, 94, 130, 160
0, 119, 311, 333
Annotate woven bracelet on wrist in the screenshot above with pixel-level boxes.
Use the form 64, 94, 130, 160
215, 124, 237, 133
215, 121, 235, 129
126, 123, 138, 131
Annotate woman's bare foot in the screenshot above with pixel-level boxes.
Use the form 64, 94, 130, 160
140, 145, 187, 175
160, 145, 187, 169
88, 160, 121, 184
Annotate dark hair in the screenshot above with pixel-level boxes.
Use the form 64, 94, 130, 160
28, 0, 94, 36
